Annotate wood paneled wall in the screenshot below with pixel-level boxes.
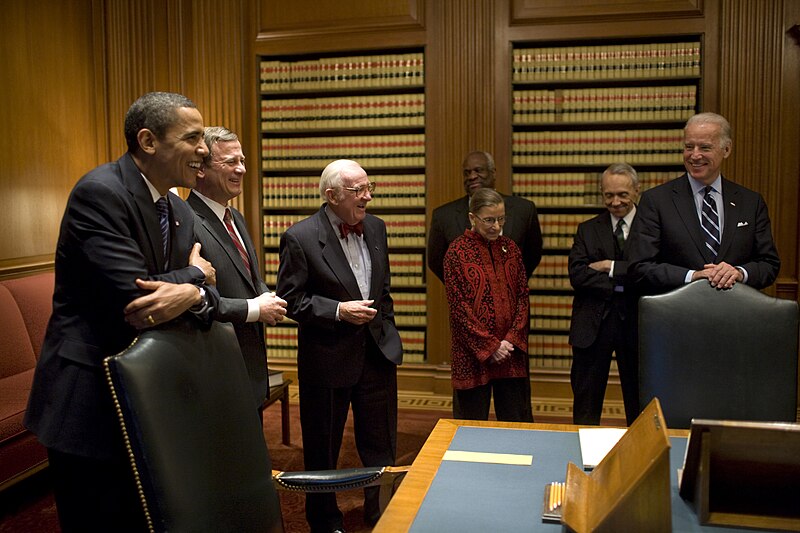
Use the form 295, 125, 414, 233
0, 1, 102, 276
717, 0, 800, 300
0, 0, 258, 279
98, 0, 253, 211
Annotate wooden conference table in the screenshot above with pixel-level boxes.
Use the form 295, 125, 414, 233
374, 418, 690, 532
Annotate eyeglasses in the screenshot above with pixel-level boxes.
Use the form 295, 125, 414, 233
342, 182, 377, 196
473, 214, 506, 226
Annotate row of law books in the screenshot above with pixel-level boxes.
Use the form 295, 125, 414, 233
262, 174, 426, 209
528, 334, 572, 369
399, 329, 426, 364
530, 294, 574, 331
512, 42, 701, 82
512, 129, 684, 166
259, 52, 424, 92
512, 85, 696, 124
262, 213, 426, 248
393, 292, 427, 326
388, 253, 425, 287
384, 214, 426, 247
261, 134, 426, 170
529, 254, 570, 290
539, 213, 595, 249
261, 94, 425, 130
264, 252, 279, 287
513, 171, 674, 207
266, 324, 298, 360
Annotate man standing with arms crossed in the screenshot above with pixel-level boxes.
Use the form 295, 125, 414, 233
25, 92, 217, 532
277, 159, 402, 533
568, 163, 640, 426
188, 126, 287, 411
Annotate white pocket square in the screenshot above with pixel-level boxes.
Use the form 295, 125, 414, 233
737, 221, 748, 227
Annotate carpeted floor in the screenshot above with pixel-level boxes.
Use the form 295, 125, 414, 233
0, 391, 624, 533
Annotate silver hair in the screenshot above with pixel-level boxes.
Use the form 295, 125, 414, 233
319, 159, 362, 201
602, 162, 639, 189
685, 112, 732, 148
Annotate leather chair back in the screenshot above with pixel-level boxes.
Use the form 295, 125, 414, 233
638, 281, 798, 429
104, 319, 284, 533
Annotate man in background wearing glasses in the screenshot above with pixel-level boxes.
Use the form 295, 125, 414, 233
277, 159, 403, 533
188, 126, 287, 416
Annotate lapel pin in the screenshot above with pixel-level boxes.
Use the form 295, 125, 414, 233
175, 220, 180, 226
730, 202, 736, 206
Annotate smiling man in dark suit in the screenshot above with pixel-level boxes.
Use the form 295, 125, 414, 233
24, 92, 217, 532
188, 126, 287, 411
277, 159, 403, 533
568, 163, 640, 426
628, 112, 780, 293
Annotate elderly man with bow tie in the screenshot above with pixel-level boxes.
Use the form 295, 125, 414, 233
277, 159, 403, 533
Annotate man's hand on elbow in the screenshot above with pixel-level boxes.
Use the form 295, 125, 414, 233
123, 279, 204, 329
188, 242, 216, 285
588, 259, 612, 273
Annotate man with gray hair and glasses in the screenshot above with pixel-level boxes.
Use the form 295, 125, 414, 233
277, 159, 402, 533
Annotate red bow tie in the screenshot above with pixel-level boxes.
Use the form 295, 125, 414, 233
339, 221, 363, 240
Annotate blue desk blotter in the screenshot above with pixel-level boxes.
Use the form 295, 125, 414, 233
408, 426, 750, 532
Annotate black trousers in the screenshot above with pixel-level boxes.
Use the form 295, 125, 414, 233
570, 308, 639, 425
453, 377, 534, 422
299, 344, 398, 533
48, 448, 147, 533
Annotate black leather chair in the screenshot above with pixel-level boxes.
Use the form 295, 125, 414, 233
104, 319, 407, 532
638, 281, 799, 429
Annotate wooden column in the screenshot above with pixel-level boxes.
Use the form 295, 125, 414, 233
425, 0, 499, 374
716, 0, 800, 300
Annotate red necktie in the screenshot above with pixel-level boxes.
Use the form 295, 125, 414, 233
339, 221, 363, 241
224, 208, 252, 272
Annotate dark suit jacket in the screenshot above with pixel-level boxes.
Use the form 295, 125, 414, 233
568, 210, 633, 348
188, 191, 270, 406
25, 153, 214, 460
276, 206, 403, 388
627, 175, 780, 293
428, 194, 543, 282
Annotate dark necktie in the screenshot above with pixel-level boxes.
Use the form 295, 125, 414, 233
701, 186, 720, 258
155, 197, 170, 260
614, 218, 626, 256
339, 221, 363, 241
224, 208, 252, 272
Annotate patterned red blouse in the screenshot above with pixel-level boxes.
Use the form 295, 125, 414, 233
443, 229, 530, 389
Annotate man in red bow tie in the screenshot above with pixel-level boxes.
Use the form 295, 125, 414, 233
277, 159, 403, 533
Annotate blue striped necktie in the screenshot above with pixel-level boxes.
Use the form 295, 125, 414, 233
156, 197, 170, 260
701, 186, 720, 258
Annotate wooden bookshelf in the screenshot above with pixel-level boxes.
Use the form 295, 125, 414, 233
511, 37, 703, 371
258, 48, 428, 364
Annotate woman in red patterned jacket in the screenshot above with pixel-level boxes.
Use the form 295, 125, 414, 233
443, 188, 533, 421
